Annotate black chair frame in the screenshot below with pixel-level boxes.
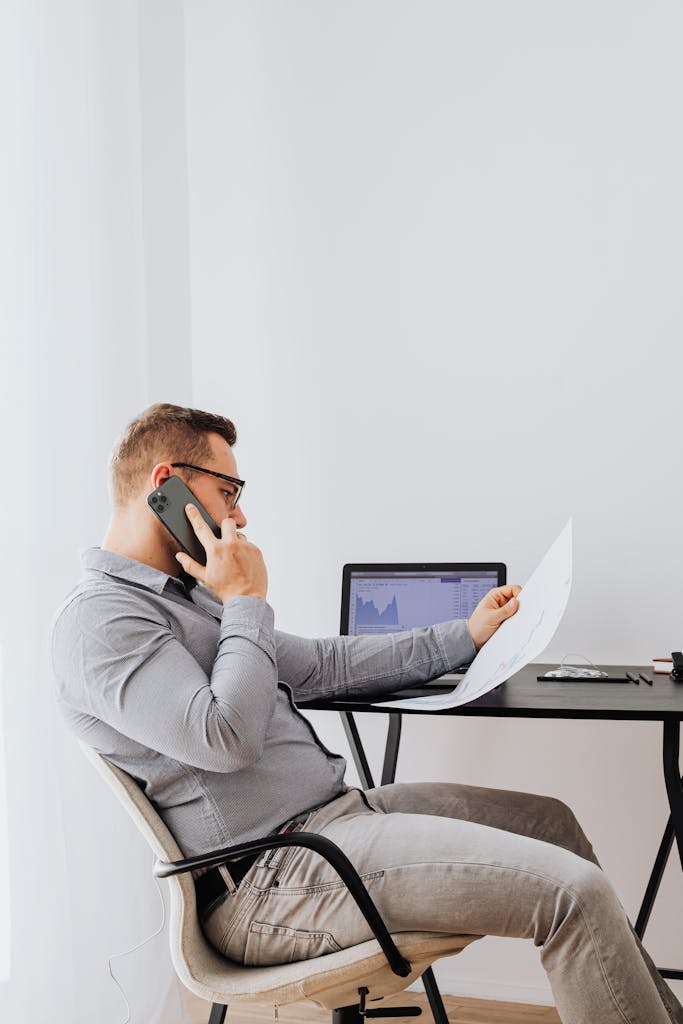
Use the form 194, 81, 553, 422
156, 831, 438, 1024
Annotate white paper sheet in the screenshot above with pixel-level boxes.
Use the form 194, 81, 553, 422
376, 519, 573, 711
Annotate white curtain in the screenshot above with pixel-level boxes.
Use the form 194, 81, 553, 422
0, 1, 191, 1020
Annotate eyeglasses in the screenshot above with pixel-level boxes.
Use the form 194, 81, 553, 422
171, 462, 245, 510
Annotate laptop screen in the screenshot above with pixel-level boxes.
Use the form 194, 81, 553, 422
341, 564, 506, 636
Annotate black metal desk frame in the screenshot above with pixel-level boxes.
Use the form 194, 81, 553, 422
301, 663, 683, 1022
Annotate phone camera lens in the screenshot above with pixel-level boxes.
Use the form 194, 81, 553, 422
151, 496, 158, 504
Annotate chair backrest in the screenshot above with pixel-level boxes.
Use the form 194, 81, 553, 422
77, 741, 231, 993
79, 741, 184, 861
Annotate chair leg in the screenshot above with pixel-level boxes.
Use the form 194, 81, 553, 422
422, 967, 449, 1024
208, 1004, 227, 1024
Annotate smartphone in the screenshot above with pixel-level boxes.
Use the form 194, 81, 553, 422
147, 475, 220, 566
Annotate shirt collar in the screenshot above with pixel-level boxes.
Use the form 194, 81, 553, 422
79, 546, 196, 595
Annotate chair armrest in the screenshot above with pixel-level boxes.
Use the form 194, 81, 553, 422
154, 831, 411, 978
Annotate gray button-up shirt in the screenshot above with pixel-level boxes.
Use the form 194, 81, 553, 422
50, 548, 476, 867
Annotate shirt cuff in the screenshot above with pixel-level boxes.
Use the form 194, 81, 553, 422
433, 618, 478, 672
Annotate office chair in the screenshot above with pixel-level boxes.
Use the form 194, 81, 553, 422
78, 741, 477, 1024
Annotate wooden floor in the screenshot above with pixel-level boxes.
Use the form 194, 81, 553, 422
184, 989, 561, 1024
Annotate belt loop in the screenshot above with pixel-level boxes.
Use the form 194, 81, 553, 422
217, 863, 237, 895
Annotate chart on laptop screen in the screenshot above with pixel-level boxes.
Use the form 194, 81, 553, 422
347, 570, 500, 636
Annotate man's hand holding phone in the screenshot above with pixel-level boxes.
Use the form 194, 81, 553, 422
176, 504, 268, 604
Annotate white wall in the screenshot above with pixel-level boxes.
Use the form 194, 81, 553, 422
0, 2, 193, 1020
182, 0, 683, 1005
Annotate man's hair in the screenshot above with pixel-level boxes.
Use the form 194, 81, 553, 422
108, 403, 237, 508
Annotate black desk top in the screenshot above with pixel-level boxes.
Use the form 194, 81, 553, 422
298, 664, 683, 721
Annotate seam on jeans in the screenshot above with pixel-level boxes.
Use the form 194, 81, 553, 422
379, 862, 634, 1024
258, 870, 385, 897
568, 893, 633, 1024
217, 884, 262, 950
248, 919, 342, 950
378, 859, 576, 891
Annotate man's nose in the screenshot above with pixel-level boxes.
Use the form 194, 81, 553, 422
233, 505, 247, 529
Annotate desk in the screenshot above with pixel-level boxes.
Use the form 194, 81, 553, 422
299, 663, 683, 986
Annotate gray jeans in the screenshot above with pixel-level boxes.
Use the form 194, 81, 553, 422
201, 782, 683, 1024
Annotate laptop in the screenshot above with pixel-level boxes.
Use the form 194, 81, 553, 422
340, 562, 506, 684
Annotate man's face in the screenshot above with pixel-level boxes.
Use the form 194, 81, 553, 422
182, 431, 248, 531
150, 431, 248, 543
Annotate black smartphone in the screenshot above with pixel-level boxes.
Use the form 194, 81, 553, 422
147, 475, 220, 566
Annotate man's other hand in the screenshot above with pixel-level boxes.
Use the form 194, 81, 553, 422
468, 584, 522, 651
175, 504, 268, 604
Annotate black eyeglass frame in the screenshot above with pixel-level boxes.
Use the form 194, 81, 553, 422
170, 462, 245, 509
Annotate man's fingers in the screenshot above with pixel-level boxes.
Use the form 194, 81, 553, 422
220, 517, 248, 542
485, 594, 519, 626
221, 517, 240, 541
185, 503, 213, 539
489, 584, 522, 608
175, 550, 202, 580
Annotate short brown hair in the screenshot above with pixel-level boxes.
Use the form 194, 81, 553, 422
108, 403, 237, 508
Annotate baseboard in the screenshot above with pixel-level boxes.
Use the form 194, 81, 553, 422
408, 966, 555, 1007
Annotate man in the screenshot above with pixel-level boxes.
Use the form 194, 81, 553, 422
51, 403, 683, 1024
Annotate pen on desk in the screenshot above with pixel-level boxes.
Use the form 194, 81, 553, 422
626, 672, 640, 685
639, 673, 653, 685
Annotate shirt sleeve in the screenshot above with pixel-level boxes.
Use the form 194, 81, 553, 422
274, 619, 477, 701
51, 590, 278, 772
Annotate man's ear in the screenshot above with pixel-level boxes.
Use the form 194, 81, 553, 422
149, 462, 174, 491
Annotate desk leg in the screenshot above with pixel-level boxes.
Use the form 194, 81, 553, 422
634, 817, 675, 939
634, 719, 683, 981
381, 714, 403, 786
339, 711, 404, 789
340, 712, 375, 790
663, 718, 683, 872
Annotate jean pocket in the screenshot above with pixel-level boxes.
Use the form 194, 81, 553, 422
243, 920, 342, 967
